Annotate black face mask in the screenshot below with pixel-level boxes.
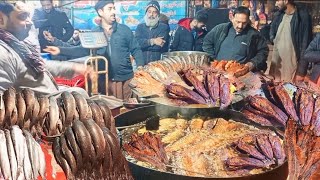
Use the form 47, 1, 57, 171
194, 26, 203, 32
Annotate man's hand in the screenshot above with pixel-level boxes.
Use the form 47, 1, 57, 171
152, 37, 166, 47
234, 65, 249, 77
43, 31, 54, 42
73, 64, 97, 81
245, 62, 255, 71
43, 46, 60, 56
294, 75, 306, 85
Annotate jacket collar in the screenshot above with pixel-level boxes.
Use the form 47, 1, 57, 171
98, 22, 118, 33
226, 22, 252, 35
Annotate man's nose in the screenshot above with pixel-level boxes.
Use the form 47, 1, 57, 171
26, 17, 33, 25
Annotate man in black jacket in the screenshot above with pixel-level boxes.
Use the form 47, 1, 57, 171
43, 0, 144, 100
170, 10, 208, 52
203, 6, 268, 72
269, 0, 312, 83
135, 1, 170, 64
303, 34, 320, 88
32, 0, 74, 52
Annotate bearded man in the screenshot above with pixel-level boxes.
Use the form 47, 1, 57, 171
135, 1, 170, 64
0, 1, 89, 96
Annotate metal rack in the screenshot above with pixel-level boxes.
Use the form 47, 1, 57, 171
79, 31, 109, 96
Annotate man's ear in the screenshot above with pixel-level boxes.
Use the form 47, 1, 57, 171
97, 9, 103, 17
0, 12, 7, 27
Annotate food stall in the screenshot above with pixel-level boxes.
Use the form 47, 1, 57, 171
2, 1, 320, 180
117, 52, 320, 179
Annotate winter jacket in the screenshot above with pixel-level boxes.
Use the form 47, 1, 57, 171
203, 22, 268, 71
59, 23, 144, 82
135, 22, 170, 64
270, 6, 312, 76
32, 8, 74, 51
170, 18, 207, 52
303, 34, 320, 82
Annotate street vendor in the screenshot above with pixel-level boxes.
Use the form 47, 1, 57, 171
203, 6, 268, 73
0, 1, 89, 96
43, 0, 144, 100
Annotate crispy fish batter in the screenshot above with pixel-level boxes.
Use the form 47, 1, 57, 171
190, 118, 204, 131
203, 119, 218, 130
158, 118, 177, 132
212, 118, 245, 134
179, 152, 210, 177
175, 119, 188, 130
162, 129, 185, 144
165, 131, 210, 152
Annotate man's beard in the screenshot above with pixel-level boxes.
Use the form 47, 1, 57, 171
144, 15, 159, 27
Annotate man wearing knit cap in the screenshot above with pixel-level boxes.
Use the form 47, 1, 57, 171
135, 0, 170, 64
44, 0, 144, 100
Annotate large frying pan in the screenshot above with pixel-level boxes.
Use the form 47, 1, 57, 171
115, 105, 288, 180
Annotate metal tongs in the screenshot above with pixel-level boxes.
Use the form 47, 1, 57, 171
116, 114, 160, 130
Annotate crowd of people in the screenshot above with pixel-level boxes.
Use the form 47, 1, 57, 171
0, 0, 319, 100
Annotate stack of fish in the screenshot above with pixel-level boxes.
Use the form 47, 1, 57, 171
0, 126, 46, 179
0, 87, 116, 137
166, 69, 234, 109
241, 81, 320, 179
53, 119, 133, 180
123, 132, 168, 170
211, 60, 250, 77
242, 82, 320, 131
285, 119, 320, 179
136, 54, 209, 82
226, 133, 285, 172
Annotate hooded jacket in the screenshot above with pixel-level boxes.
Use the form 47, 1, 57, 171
170, 18, 207, 52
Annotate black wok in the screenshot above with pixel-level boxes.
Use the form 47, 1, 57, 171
115, 105, 288, 180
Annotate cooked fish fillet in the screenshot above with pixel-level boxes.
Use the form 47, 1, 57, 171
162, 129, 185, 144
149, 118, 176, 133
190, 118, 204, 131
165, 131, 210, 152
175, 119, 188, 130
191, 152, 210, 176
211, 118, 244, 134
203, 119, 218, 130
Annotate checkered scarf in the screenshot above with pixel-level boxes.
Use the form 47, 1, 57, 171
0, 28, 45, 76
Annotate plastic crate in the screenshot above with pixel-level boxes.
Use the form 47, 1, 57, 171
54, 75, 85, 89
